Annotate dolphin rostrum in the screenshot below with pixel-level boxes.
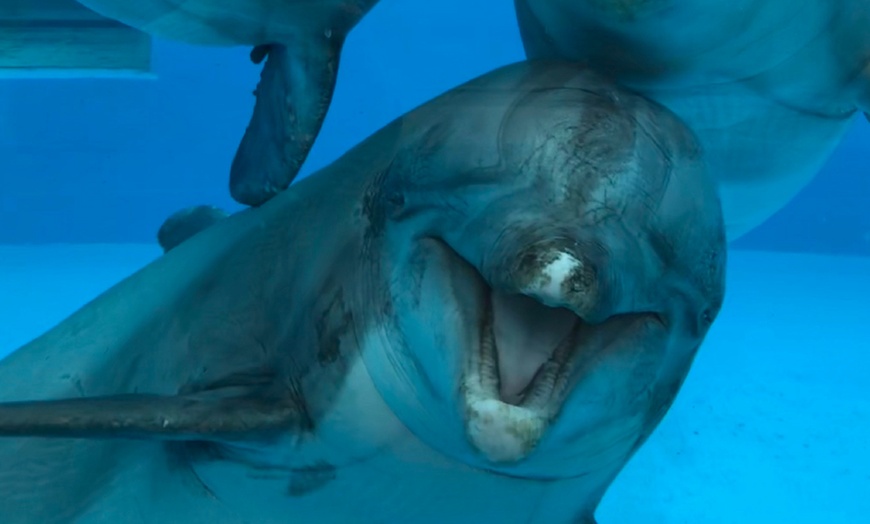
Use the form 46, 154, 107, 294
0, 60, 726, 523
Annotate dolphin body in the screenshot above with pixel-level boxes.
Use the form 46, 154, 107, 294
0, 60, 726, 523
514, 0, 870, 239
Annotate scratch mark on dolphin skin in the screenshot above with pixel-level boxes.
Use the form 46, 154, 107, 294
287, 461, 337, 497
166, 443, 220, 501
59, 374, 87, 397
398, 337, 444, 403
315, 289, 354, 365
406, 247, 428, 307
360, 168, 391, 254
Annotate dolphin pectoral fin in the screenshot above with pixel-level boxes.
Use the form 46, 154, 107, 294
0, 391, 302, 441
157, 205, 229, 253
230, 41, 340, 206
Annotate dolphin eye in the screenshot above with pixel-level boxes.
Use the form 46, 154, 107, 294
387, 192, 405, 208
384, 190, 409, 221
700, 308, 714, 327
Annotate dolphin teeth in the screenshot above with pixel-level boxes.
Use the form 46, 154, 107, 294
461, 251, 590, 463
477, 296, 500, 389
470, 287, 583, 409
518, 320, 582, 410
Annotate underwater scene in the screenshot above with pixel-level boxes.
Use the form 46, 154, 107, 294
0, 1, 868, 523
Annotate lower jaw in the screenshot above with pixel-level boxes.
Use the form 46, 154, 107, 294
461, 385, 551, 464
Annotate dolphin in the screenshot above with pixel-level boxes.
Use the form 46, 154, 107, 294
0, 60, 726, 523
514, 0, 870, 239
75, 0, 380, 206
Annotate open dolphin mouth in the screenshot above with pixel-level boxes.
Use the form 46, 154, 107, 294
478, 290, 582, 409
426, 238, 659, 464
461, 274, 589, 464
403, 238, 662, 465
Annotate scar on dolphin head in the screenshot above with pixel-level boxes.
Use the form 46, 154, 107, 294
286, 461, 338, 497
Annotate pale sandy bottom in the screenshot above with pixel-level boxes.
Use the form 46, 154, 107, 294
0, 245, 867, 524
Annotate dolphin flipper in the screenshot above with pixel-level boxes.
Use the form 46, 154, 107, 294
75, 0, 380, 205
230, 43, 339, 205
157, 205, 228, 253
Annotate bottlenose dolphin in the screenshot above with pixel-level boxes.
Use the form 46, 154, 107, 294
514, 0, 870, 239
75, 0, 380, 206
0, 60, 726, 523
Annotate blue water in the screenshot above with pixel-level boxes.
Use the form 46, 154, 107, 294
1, 1, 868, 253
1, 1, 868, 523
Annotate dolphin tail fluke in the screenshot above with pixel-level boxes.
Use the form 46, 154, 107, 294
230, 42, 341, 206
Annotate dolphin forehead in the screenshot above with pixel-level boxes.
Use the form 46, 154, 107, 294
384, 60, 697, 203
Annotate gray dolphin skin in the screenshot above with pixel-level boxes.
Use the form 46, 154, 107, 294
76, 0, 380, 206
157, 205, 229, 253
0, 60, 726, 523
514, 0, 870, 239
